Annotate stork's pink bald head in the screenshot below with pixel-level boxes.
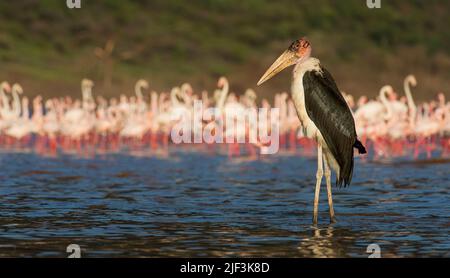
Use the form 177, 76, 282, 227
258, 37, 312, 86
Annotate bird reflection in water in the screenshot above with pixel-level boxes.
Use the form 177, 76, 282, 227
297, 226, 345, 257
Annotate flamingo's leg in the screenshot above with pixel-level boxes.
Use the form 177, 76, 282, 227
313, 143, 323, 225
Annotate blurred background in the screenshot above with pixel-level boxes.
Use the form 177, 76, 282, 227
0, 0, 448, 100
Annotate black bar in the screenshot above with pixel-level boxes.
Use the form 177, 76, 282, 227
0, 258, 444, 276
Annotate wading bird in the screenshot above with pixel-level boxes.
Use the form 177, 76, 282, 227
257, 38, 367, 224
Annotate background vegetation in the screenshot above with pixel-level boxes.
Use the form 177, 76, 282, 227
0, 0, 449, 100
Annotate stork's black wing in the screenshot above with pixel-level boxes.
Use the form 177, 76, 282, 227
303, 66, 358, 187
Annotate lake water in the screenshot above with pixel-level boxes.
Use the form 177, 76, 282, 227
0, 148, 449, 257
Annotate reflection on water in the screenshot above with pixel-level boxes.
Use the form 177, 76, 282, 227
0, 150, 449, 257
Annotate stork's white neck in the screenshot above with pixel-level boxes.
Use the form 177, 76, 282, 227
291, 57, 322, 96
293, 57, 322, 78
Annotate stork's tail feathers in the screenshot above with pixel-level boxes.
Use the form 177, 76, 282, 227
335, 139, 366, 188
353, 139, 367, 154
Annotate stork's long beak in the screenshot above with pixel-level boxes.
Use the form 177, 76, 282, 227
257, 50, 298, 86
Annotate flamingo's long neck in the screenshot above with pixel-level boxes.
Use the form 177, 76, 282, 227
135, 82, 147, 100
170, 87, 182, 107
379, 86, 392, 121
22, 99, 29, 119
216, 81, 229, 111
12, 87, 21, 117
136, 89, 143, 100
280, 95, 288, 130
180, 87, 193, 107
82, 85, 93, 110
404, 77, 417, 127
151, 92, 158, 115
202, 91, 209, 108
0, 88, 10, 113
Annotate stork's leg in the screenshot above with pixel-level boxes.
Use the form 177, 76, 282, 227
323, 155, 336, 223
313, 144, 323, 225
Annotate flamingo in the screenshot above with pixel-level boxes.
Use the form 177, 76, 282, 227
5, 94, 36, 141
354, 85, 394, 125
42, 100, 60, 150
0, 82, 12, 132
135, 79, 149, 114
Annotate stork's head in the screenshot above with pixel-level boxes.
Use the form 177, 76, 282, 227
257, 37, 312, 86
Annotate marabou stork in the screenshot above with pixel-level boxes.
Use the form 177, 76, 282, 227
257, 38, 366, 224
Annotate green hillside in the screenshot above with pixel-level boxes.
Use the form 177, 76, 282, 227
0, 0, 449, 100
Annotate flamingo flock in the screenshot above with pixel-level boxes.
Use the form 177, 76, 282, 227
0, 75, 449, 159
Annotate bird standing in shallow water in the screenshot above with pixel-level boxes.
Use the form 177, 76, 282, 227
257, 37, 367, 224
